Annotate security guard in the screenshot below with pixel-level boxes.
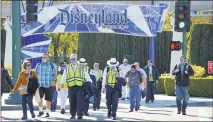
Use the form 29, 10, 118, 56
60, 54, 92, 120
102, 58, 121, 120
78, 58, 93, 116
90, 63, 103, 111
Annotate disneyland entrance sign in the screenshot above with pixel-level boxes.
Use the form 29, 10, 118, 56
21, 3, 169, 37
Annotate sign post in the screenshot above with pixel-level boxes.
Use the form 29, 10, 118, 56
208, 61, 213, 74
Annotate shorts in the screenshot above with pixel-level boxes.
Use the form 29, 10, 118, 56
39, 86, 53, 101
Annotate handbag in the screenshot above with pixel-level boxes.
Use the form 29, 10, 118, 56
19, 83, 28, 95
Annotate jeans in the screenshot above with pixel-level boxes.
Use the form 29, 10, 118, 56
22, 94, 34, 116
129, 87, 141, 110
176, 85, 189, 112
51, 90, 58, 111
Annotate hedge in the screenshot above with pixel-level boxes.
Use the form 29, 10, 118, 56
156, 76, 213, 98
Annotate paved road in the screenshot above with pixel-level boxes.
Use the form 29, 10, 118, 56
1, 94, 212, 121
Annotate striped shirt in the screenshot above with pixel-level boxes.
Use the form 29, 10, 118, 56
35, 62, 57, 88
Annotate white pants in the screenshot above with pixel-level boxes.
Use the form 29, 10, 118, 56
57, 89, 68, 110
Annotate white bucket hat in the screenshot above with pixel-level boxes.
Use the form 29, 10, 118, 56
78, 58, 87, 65
107, 58, 119, 67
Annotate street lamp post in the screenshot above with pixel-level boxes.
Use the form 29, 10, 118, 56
4, 0, 22, 104
149, 0, 155, 65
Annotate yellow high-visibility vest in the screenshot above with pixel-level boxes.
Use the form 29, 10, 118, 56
66, 64, 85, 87
149, 72, 154, 82
56, 74, 68, 90
96, 70, 103, 81
107, 68, 118, 88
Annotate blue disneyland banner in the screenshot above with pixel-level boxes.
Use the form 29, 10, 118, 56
21, 3, 169, 37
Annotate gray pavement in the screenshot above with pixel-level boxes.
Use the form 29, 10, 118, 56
1, 94, 213, 121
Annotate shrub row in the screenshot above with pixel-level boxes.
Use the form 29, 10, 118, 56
155, 76, 213, 98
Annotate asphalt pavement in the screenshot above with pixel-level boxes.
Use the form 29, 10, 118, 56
1, 94, 212, 121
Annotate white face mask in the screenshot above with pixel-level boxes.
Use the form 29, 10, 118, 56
70, 59, 77, 64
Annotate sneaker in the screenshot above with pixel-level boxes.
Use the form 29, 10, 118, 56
70, 116, 75, 119
151, 100, 154, 103
97, 106, 100, 110
31, 113, 35, 118
112, 117, 116, 120
145, 101, 149, 103
135, 107, 139, 112
37, 111, 44, 117
93, 108, 96, 111
126, 97, 129, 100
84, 112, 89, 116
45, 113, 50, 118
107, 112, 112, 118
61, 109, 66, 114
78, 116, 83, 119
182, 111, 186, 115
177, 111, 181, 114
129, 109, 133, 112
21, 116, 27, 120
121, 98, 125, 100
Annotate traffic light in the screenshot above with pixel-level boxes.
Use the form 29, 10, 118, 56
175, 1, 190, 32
170, 41, 181, 51
26, 0, 38, 24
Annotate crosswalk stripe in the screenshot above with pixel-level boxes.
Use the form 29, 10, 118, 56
197, 110, 212, 121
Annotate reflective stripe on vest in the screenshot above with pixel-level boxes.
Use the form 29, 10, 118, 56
107, 68, 117, 88
96, 70, 103, 81
66, 64, 85, 87
57, 74, 68, 89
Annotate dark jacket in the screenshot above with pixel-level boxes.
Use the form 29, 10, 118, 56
1, 68, 14, 93
144, 65, 159, 83
172, 62, 194, 86
90, 74, 102, 91
84, 81, 95, 101
27, 73, 39, 94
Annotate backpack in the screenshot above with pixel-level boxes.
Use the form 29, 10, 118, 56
127, 70, 142, 82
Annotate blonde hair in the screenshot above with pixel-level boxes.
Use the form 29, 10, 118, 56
22, 60, 30, 70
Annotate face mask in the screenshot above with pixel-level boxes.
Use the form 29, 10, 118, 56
123, 62, 128, 66
148, 64, 152, 67
131, 70, 135, 73
42, 58, 47, 63
27, 66, 31, 70
180, 60, 185, 63
70, 59, 77, 64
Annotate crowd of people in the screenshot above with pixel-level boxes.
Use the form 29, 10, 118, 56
1, 54, 194, 120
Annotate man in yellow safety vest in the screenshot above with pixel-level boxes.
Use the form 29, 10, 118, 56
60, 54, 92, 120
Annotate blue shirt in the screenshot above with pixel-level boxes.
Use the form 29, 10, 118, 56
35, 62, 57, 88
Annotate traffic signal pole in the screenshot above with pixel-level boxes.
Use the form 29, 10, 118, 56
182, 0, 188, 59
4, 0, 22, 104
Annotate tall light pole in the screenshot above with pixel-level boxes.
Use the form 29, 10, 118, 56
149, 0, 155, 65
5, 0, 22, 104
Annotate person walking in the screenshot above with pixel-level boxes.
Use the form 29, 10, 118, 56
125, 65, 146, 112
134, 62, 147, 109
90, 63, 103, 111
1, 60, 14, 97
144, 60, 159, 103
51, 83, 58, 112
79, 58, 93, 116
102, 58, 125, 120
35, 54, 57, 117
172, 56, 194, 115
56, 62, 68, 114
119, 58, 131, 100
12, 60, 38, 120
60, 54, 92, 120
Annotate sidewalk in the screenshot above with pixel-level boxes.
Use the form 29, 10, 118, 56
1, 93, 212, 111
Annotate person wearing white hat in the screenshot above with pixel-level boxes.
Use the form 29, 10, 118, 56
89, 63, 103, 111
60, 54, 92, 120
119, 58, 131, 100
78, 58, 93, 116
102, 58, 121, 120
